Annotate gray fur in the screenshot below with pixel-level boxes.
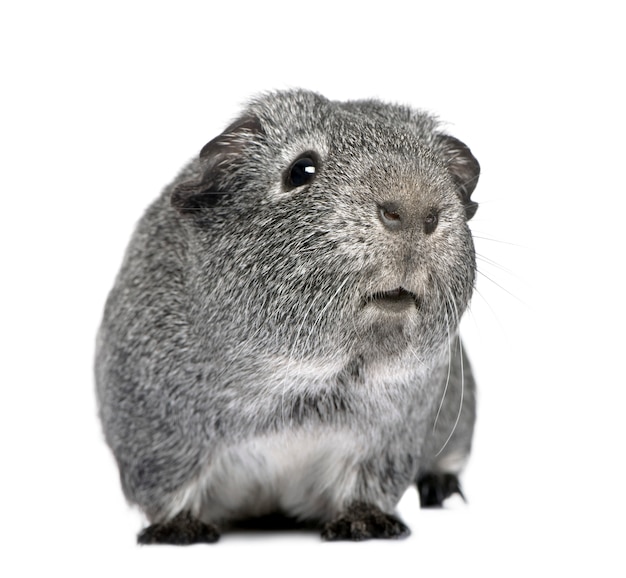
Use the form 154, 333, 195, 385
95, 89, 479, 538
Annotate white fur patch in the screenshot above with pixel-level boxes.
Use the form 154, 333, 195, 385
167, 428, 364, 524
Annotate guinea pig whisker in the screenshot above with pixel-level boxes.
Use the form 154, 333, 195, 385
433, 303, 453, 435
475, 253, 516, 277
476, 269, 522, 303
472, 234, 526, 248
435, 292, 465, 458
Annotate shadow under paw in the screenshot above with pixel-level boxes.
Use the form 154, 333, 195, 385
417, 472, 465, 508
321, 502, 410, 541
137, 511, 220, 545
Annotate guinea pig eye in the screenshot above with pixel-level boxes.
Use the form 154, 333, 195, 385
286, 154, 318, 188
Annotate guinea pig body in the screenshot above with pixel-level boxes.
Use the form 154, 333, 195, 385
95, 90, 479, 543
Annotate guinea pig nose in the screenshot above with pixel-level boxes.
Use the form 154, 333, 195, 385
378, 202, 404, 231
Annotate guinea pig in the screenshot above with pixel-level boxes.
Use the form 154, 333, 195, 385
95, 89, 480, 544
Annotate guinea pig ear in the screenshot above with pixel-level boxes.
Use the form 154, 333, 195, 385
436, 135, 480, 220
171, 115, 263, 214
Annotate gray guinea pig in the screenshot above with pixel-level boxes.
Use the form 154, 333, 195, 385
95, 89, 480, 544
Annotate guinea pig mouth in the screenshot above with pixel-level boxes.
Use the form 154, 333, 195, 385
364, 287, 421, 312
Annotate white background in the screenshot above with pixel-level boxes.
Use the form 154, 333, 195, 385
2, 1, 624, 576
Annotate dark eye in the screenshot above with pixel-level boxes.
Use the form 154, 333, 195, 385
286, 154, 318, 188
424, 210, 439, 234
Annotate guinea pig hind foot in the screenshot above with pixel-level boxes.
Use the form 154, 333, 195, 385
416, 472, 465, 508
137, 511, 220, 545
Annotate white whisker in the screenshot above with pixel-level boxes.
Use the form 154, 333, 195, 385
435, 331, 465, 457
476, 268, 524, 303
433, 300, 452, 434
475, 252, 518, 278
472, 233, 527, 248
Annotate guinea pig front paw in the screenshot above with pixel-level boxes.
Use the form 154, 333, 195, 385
321, 502, 410, 541
417, 472, 465, 508
137, 511, 220, 545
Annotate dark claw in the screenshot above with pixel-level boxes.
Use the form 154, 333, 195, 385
321, 502, 410, 541
417, 472, 465, 508
137, 511, 220, 545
